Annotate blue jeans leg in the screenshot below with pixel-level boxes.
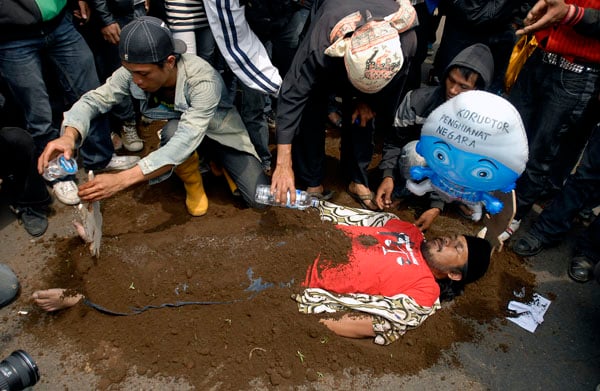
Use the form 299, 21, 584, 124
0, 13, 113, 166
45, 15, 114, 168
0, 36, 59, 153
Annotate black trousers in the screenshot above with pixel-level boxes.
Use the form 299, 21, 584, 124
531, 123, 600, 263
0, 127, 51, 208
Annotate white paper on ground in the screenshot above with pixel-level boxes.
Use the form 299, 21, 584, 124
506, 293, 551, 333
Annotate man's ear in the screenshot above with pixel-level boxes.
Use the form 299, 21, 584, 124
447, 271, 463, 281
166, 55, 177, 68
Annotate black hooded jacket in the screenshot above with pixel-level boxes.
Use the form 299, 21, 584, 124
380, 43, 494, 178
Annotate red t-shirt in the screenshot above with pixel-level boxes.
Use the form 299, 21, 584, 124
303, 219, 440, 307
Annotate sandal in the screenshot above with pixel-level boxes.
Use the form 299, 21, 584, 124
511, 231, 544, 257
307, 189, 334, 201
347, 187, 381, 211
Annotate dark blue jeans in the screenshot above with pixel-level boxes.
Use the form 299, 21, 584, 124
530, 124, 600, 263
509, 50, 600, 220
0, 13, 114, 168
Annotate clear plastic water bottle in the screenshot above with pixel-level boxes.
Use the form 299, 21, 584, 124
255, 184, 319, 210
42, 155, 78, 181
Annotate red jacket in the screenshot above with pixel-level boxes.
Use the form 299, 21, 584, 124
535, 0, 600, 64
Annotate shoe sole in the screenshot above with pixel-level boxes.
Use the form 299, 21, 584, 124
95, 160, 140, 173
52, 189, 80, 205
123, 144, 144, 152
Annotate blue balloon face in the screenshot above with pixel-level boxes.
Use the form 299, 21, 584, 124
416, 136, 519, 192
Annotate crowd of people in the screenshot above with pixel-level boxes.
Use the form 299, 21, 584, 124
1, 0, 599, 344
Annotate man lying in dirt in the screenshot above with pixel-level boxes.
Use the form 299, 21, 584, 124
293, 203, 492, 345
38, 16, 269, 217
32, 203, 492, 347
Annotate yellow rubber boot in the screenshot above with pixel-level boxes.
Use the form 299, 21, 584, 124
222, 169, 240, 196
209, 161, 239, 196
174, 152, 208, 216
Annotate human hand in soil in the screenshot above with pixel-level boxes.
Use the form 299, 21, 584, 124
375, 177, 394, 210
414, 207, 441, 232
37, 126, 79, 175
351, 102, 375, 127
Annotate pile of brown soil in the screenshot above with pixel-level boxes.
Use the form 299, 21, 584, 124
23, 126, 536, 389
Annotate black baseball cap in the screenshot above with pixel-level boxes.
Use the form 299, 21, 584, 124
462, 235, 492, 283
119, 16, 186, 64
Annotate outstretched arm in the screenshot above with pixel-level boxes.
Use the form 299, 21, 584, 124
78, 164, 172, 202
516, 0, 600, 36
517, 0, 569, 34
319, 314, 376, 339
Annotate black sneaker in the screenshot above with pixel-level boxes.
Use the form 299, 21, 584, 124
11, 206, 48, 237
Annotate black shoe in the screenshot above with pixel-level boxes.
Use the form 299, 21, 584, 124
11, 206, 48, 237
568, 256, 595, 283
512, 232, 545, 256
0, 264, 19, 307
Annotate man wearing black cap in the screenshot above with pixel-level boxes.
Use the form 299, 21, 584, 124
38, 16, 269, 216
293, 204, 491, 345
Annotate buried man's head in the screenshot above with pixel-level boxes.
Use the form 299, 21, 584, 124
421, 234, 491, 300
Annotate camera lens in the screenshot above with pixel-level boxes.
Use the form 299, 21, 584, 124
0, 350, 40, 391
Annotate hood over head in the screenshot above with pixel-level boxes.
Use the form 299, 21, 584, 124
443, 43, 494, 90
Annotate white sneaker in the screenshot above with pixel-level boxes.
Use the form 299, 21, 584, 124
52, 180, 80, 205
498, 219, 521, 243
97, 155, 141, 172
121, 122, 144, 152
